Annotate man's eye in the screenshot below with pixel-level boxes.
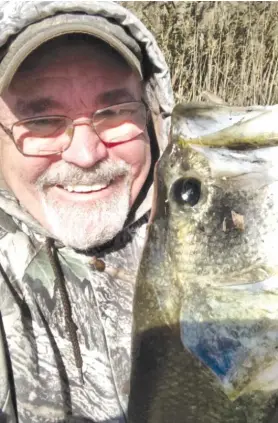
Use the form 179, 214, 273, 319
100, 108, 135, 119
99, 110, 117, 118
119, 108, 135, 116
23, 118, 66, 135
26, 119, 55, 128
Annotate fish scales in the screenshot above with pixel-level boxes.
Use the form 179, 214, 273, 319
128, 104, 278, 423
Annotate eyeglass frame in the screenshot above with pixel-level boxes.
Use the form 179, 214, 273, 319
0, 101, 149, 157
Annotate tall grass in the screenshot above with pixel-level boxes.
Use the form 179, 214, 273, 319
123, 1, 278, 105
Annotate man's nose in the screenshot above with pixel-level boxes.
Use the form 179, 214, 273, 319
61, 121, 108, 167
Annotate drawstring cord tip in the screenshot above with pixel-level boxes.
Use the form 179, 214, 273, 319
78, 367, 84, 385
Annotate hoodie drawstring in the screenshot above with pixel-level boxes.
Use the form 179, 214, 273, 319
45, 238, 84, 384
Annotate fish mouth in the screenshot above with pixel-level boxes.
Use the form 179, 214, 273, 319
172, 103, 278, 149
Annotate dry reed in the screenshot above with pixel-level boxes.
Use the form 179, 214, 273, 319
122, 1, 278, 105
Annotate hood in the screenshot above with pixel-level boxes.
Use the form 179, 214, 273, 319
0, 0, 174, 240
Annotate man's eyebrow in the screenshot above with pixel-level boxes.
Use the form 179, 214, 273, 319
15, 97, 63, 116
97, 89, 135, 105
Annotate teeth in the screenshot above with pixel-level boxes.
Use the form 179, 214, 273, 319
62, 184, 108, 193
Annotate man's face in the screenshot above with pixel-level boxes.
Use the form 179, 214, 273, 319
0, 41, 151, 250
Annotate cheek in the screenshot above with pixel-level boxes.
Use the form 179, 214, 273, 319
0, 141, 52, 191
108, 136, 152, 205
108, 136, 151, 178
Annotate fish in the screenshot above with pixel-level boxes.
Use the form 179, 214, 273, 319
128, 103, 278, 423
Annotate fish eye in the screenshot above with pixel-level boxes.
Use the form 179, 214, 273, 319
171, 177, 201, 207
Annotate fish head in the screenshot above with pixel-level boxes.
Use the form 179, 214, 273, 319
154, 103, 278, 284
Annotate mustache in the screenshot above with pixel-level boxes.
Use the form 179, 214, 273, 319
35, 159, 131, 188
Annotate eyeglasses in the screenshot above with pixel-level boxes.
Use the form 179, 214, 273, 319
0, 101, 147, 156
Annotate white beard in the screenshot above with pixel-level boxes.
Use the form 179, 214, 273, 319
37, 159, 132, 250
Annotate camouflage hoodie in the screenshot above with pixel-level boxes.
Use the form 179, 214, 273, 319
0, 2, 174, 422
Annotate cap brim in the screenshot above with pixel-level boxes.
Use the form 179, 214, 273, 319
0, 14, 142, 92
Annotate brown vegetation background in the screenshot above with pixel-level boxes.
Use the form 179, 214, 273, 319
122, 1, 278, 106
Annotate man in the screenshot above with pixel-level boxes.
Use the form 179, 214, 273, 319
0, 1, 173, 422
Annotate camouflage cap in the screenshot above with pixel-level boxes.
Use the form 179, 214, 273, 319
0, 13, 143, 92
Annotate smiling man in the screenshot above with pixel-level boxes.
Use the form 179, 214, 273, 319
0, 36, 151, 250
0, 2, 173, 423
